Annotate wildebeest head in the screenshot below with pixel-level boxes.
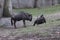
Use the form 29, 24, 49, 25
39, 14, 46, 23
20, 11, 32, 21
27, 13, 32, 21
33, 14, 46, 26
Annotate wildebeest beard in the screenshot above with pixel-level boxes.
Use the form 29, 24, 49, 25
11, 11, 32, 29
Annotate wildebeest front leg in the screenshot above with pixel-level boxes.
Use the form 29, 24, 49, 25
33, 22, 35, 26
33, 21, 36, 26
14, 21, 17, 29
23, 20, 26, 27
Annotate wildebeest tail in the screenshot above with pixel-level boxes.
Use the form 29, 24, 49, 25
11, 17, 13, 25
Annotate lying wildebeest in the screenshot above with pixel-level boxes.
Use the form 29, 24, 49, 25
11, 11, 32, 28
33, 14, 46, 26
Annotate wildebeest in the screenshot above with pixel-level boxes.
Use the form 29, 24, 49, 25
33, 14, 46, 26
11, 11, 32, 28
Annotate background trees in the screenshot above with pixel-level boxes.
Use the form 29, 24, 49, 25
3, 0, 12, 17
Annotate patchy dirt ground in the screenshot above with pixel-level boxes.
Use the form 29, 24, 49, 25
0, 12, 60, 40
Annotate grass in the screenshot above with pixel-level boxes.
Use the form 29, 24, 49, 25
13, 5, 60, 16
1, 5, 60, 37
11, 19, 60, 36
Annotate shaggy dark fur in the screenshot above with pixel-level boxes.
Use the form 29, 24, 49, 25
11, 11, 32, 28
33, 15, 46, 26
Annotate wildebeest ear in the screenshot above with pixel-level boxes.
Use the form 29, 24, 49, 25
40, 14, 44, 17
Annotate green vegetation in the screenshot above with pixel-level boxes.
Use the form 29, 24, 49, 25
12, 19, 60, 36
13, 5, 60, 16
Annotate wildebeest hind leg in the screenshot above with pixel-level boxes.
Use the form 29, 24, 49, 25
14, 21, 17, 29
11, 18, 13, 25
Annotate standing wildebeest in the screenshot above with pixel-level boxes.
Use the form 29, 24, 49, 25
11, 11, 32, 28
33, 14, 46, 26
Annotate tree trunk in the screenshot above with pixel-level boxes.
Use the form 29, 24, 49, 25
34, 0, 37, 8
17, 0, 20, 8
52, 0, 54, 5
3, 0, 12, 17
